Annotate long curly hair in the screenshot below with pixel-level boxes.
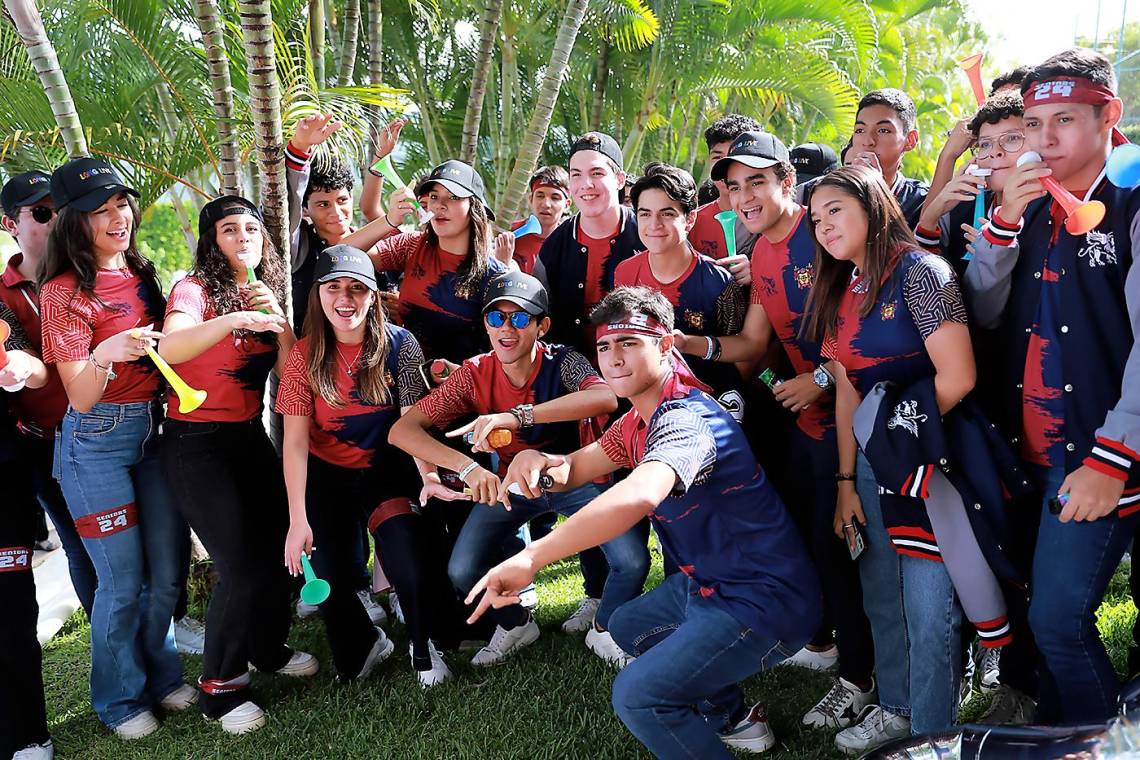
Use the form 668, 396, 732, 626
191, 207, 287, 342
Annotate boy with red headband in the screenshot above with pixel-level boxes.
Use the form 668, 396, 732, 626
506, 167, 572, 274
464, 286, 819, 758
964, 48, 1140, 724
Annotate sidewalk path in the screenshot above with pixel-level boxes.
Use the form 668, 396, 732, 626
33, 537, 81, 644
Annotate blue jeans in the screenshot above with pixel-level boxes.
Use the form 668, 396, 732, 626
856, 452, 963, 733
449, 483, 650, 629
1029, 465, 1136, 723
609, 573, 800, 759
55, 402, 185, 728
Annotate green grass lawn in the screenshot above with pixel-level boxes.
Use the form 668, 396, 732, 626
41, 554, 1139, 759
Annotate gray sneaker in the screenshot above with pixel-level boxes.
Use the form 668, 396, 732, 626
834, 705, 910, 756
719, 703, 776, 753
802, 677, 876, 729
979, 684, 1036, 725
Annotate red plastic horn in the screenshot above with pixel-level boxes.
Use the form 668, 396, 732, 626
1016, 151, 1105, 235
959, 53, 986, 106
0, 319, 25, 392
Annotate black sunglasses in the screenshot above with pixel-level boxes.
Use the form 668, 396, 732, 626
485, 309, 537, 329
26, 206, 54, 224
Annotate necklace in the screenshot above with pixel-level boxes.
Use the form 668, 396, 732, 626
335, 343, 363, 376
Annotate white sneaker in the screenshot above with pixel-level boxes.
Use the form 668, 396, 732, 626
34, 538, 60, 552
12, 740, 53, 759
561, 597, 600, 634
834, 705, 911, 756
174, 616, 206, 655
296, 599, 319, 618
357, 590, 388, 626
113, 710, 159, 740
980, 684, 1036, 725
977, 645, 1001, 691
346, 627, 395, 682
471, 619, 540, 666
159, 683, 199, 711
217, 701, 266, 735
719, 703, 776, 753
802, 677, 877, 729
388, 591, 405, 624
412, 641, 452, 688
276, 650, 319, 677
585, 627, 632, 668
779, 644, 839, 672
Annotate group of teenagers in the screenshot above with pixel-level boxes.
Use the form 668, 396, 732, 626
3, 43, 1140, 760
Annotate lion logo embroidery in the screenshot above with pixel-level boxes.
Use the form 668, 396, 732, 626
888, 400, 928, 437
880, 302, 897, 321
1078, 230, 1116, 268
684, 310, 706, 331
454, 282, 472, 300
793, 264, 814, 290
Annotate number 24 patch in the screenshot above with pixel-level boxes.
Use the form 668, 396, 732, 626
0, 546, 31, 572
74, 504, 139, 538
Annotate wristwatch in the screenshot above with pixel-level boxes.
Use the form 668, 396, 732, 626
812, 365, 833, 390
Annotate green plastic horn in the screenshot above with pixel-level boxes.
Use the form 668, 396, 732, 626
237, 251, 268, 314
299, 553, 331, 605
371, 155, 434, 224
715, 210, 738, 258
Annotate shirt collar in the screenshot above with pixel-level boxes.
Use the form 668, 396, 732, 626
1, 252, 31, 289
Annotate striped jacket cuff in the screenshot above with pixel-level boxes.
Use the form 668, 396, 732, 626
981, 210, 1021, 247
285, 142, 311, 171
975, 616, 1013, 648
1083, 437, 1137, 481
914, 224, 941, 252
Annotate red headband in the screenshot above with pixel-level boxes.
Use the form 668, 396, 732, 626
595, 314, 671, 340
530, 179, 568, 194
1023, 77, 1117, 108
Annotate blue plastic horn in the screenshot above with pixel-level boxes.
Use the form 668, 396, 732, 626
1107, 143, 1140, 189
513, 214, 542, 238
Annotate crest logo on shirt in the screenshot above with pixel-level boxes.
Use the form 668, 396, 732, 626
1078, 230, 1116, 268
888, 400, 928, 438
684, 310, 705, 331
880, 302, 896, 321
454, 282, 472, 300
793, 264, 814, 289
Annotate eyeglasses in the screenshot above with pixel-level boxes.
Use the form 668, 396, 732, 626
972, 132, 1026, 158
485, 310, 536, 329
23, 206, 54, 224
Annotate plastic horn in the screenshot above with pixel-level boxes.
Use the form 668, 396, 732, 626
463, 429, 513, 447
299, 553, 331, 605
959, 53, 986, 106
514, 214, 542, 238
963, 166, 993, 262
237, 251, 269, 314
130, 328, 207, 413
714, 210, 738, 258
371, 155, 434, 224
1016, 151, 1105, 235
1107, 143, 1140, 189
0, 319, 25, 392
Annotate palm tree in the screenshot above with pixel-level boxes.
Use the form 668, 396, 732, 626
309, 0, 325, 84
459, 0, 503, 163
335, 0, 360, 86
3, 0, 87, 157
193, 0, 241, 194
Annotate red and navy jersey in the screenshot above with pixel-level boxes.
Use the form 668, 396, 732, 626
416, 342, 604, 474
615, 249, 745, 403
509, 219, 546, 274
823, 250, 967, 398
749, 209, 834, 439
579, 224, 620, 312
41, 267, 166, 405
688, 202, 731, 260
165, 276, 278, 423
599, 371, 820, 641
373, 231, 507, 363
276, 325, 427, 469
0, 253, 68, 433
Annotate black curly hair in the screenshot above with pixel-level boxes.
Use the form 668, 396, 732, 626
303, 156, 355, 205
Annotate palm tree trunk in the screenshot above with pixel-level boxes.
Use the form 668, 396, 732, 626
336, 0, 361, 87
459, 0, 504, 164
238, 0, 291, 317
193, 0, 241, 195
493, 26, 517, 206
495, 0, 589, 221
3, 0, 88, 157
366, 0, 384, 151
309, 0, 326, 86
589, 35, 610, 131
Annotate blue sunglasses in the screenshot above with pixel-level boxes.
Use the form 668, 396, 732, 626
485, 309, 537, 329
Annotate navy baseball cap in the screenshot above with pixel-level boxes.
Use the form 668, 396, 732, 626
711, 131, 791, 182
50, 158, 139, 212
416, 160, 495, 221
483, 271, 549, 316
315, 244, 378, 291
790, 143, 839, 185
1, 171, 52, 217
568, 132, 624, 171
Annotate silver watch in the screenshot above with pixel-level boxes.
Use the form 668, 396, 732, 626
812, 366, 832, 389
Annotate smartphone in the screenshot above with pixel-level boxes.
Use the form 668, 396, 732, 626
758, 368, 783, 390
843, 522, 865, 560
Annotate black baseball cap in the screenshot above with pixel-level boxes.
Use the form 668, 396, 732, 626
568, 132, 624, 171
198, 195, 263, 237
789, 143, 839, 186
315, 244, 378, 291
50, 158, 139, 213
416, 160, 495, 221
710, 131, 791, 182
1, 171, 52, 217
483, 271, 549, 316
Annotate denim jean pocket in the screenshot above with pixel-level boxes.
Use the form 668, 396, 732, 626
76, 414, 117, 437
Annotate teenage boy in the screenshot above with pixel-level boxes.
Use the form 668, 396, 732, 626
465, 285, 820, 758
683, 131, 878, 731
964, 48, 1140, 725
389, 272, 650, 667
508, 166, 573, 274
0, 172, 97, 615
689, 114, 762, 271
